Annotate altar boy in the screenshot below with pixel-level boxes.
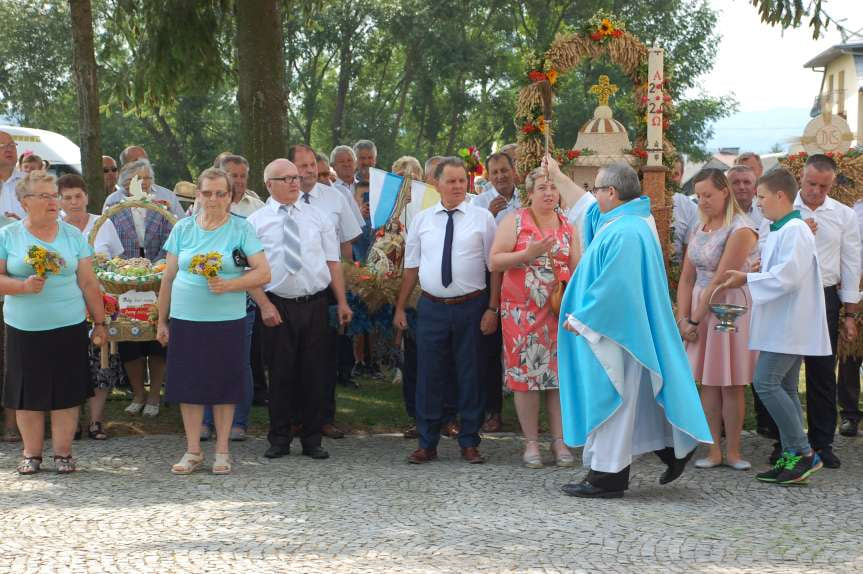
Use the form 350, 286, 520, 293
722, 168, 830, 486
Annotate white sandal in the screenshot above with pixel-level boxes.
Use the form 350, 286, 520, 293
212, 452, 231, 475
552, 438, 575, 467
523, 439, 543, 469
171, 452, 204, 475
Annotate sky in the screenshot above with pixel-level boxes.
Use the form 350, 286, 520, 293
699, 0, 861, 152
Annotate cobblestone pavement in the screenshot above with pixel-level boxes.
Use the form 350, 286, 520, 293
0, 431, 861, 573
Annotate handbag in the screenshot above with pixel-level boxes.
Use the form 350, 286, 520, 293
526, 208, 566, 316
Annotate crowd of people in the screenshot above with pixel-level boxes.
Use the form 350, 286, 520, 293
0, 127, 860, 496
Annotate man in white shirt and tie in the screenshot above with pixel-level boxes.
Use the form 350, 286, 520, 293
793, 154, 861, 468
393, 157, 501, 464
465, 151, 517, 432
288, 144, 362, 438
248, 159, 353, 460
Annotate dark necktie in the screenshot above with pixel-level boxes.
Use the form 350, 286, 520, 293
441, 209, 456, 287
302, 192, 311, 204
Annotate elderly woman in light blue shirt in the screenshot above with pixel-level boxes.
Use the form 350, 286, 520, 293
0, 170, 106, 475
157, 168, 270, 476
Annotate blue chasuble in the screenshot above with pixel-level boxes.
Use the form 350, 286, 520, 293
557, 197, 711, 447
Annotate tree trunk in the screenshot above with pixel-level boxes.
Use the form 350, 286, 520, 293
235, 0, 287, 198
331, 24, 353, 148
68, 0, 104, 207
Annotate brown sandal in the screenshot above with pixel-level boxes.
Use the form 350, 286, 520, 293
54, 455, 76, 474
88, 422, 108, 440
17, 456, 42, 475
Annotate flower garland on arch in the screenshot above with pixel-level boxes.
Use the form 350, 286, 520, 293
515, 11, 678, 178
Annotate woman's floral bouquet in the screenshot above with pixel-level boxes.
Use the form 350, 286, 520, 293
25, 245, 65, 277
189, 252, 222, 279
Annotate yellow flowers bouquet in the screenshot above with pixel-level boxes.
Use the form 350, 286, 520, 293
189, 252, 222, 279
24, 245, 65, 277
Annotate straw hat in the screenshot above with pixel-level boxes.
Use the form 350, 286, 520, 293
173, 181, 196, 201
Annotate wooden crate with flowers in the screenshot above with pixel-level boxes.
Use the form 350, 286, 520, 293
87, 197, 178, 366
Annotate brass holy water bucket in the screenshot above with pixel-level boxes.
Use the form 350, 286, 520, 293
708, 286, 749, 333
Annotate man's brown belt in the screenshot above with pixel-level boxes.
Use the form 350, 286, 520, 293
421, 289, 484, 305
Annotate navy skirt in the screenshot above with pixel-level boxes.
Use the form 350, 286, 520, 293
165, 317, 246, 405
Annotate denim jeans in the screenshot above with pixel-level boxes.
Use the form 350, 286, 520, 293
753, 351, 810, 454
203, 307, 255, 430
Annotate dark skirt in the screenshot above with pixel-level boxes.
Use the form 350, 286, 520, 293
3, 321, 92, 411
165, 317, 246, 405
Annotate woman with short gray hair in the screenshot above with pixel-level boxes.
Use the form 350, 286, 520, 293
0, 171, 106, 474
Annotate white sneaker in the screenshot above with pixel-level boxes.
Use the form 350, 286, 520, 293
124, 402, 144, 415
142, 404, 160, 417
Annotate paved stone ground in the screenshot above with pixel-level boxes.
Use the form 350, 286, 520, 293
0, 431, 861, 574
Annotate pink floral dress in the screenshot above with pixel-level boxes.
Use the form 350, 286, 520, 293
501, 209, 573, 392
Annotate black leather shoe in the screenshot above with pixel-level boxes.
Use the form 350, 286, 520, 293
302, 446, 330, 460
815, 446, 840, 469
561, 480, 624, 499
659, 449, 695, 485
839, 418, 859, 437
264, 445, 290, 459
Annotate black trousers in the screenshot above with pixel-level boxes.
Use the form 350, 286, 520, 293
480, 323, 503, 416
586, 447, 679, 491
264, 292, 328, 449
838, 354, 863, 423
322, 331, 354, 425
250, 309, 268, 402
803, 286, 840, 450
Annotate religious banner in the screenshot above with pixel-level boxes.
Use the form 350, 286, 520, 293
646, 47, 664, 167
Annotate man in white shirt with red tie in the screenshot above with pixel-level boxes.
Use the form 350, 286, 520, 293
393, 157, 500, 464
793, 154, 861, 468
248, 159, 353, 460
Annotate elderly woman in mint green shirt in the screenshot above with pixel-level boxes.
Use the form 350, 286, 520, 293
0, 171, 106, 475
157, 167, 270, 476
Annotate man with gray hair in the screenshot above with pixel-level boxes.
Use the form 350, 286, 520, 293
727, 164, 762, 227
554, 159, 711, 498
353, 139, 377, 182
331, 145, 358, 192
0, 130, 25, 221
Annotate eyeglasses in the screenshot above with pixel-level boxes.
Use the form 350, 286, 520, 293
24, 193, 60, 201
199, 190, 231, 199
268, 175, 301, 184
103, 167, 118, 173
592, 185, 613, 195
0, 143, 16, 151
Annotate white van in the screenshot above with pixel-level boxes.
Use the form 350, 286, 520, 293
0, 125, 82, 175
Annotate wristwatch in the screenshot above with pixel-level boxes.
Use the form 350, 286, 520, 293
487, 307, 500, 316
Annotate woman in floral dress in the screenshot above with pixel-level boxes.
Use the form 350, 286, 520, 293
490, 167, 581, 468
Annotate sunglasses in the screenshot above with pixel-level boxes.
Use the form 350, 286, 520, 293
103, 167, 118, 173
199, 190, 231, 199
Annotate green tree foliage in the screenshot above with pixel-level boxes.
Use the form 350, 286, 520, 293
1, 0, 734, 186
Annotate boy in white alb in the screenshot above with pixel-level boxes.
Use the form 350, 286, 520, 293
722, 168, 830, 485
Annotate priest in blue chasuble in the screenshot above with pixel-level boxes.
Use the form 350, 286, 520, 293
552, 159, 712, 499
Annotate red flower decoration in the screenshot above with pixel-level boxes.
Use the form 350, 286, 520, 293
590, 32, 602, 41
528, 70, 547, 83
613, 29, 624, 37
475, 164, 484, 176
567, 150, 579, 160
